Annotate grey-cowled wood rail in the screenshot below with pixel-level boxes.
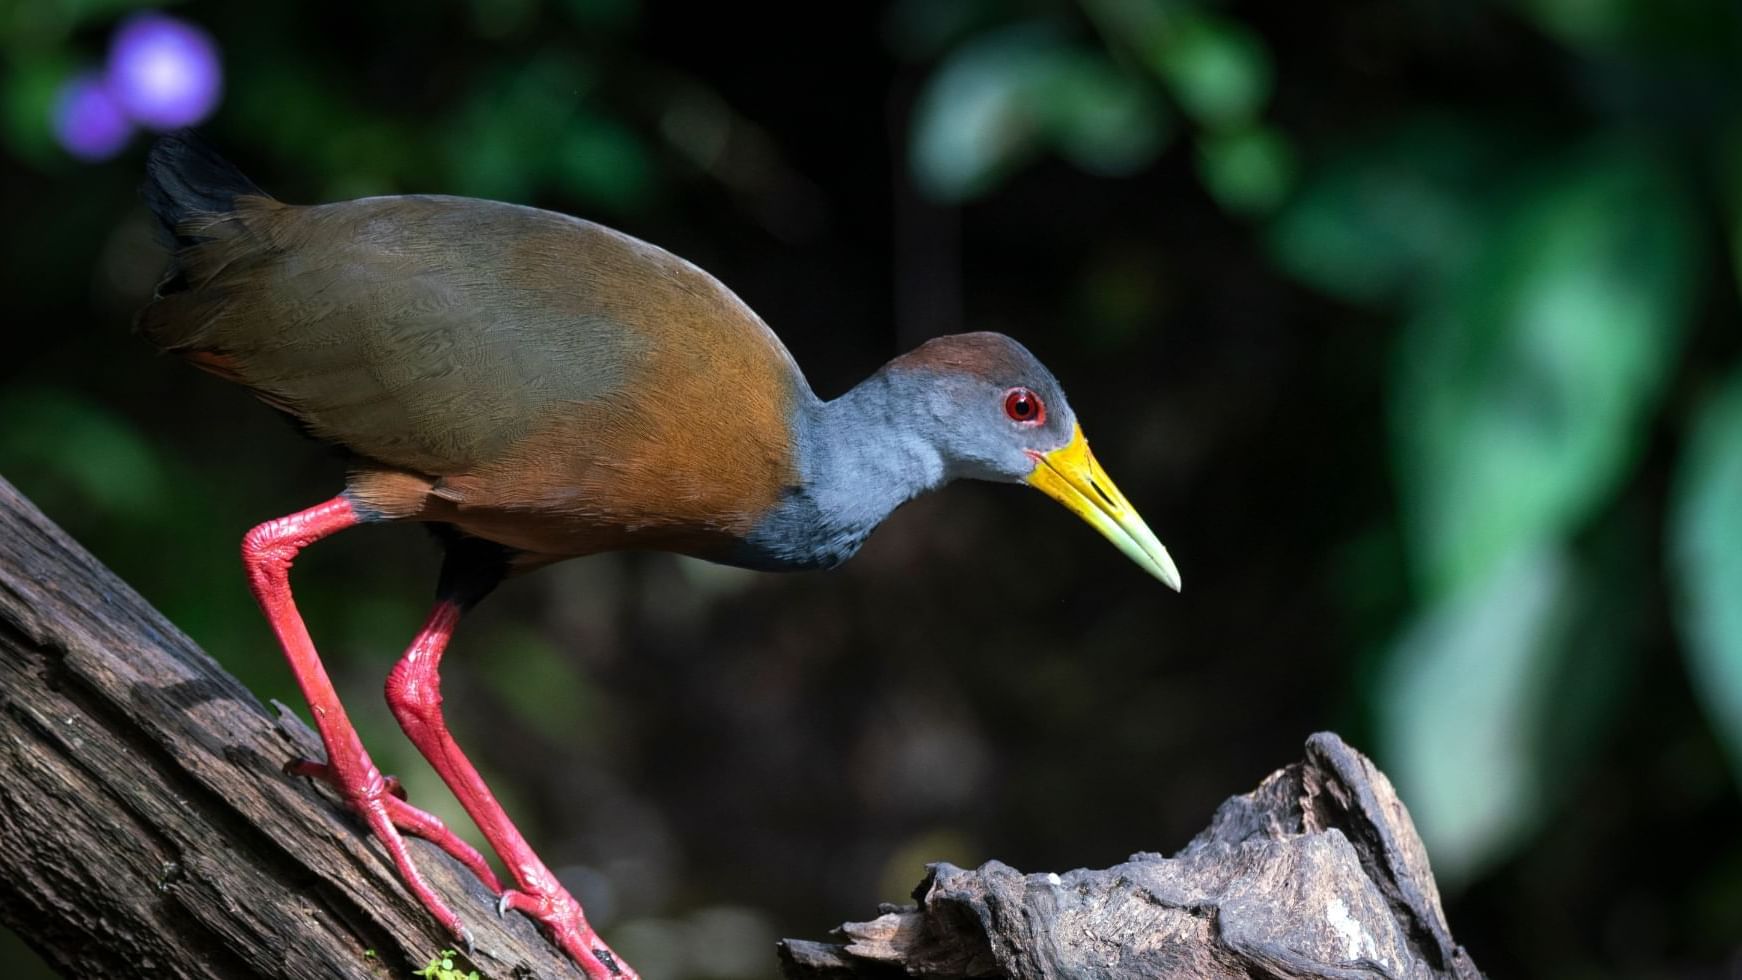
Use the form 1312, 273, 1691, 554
137, 132, 1180, 979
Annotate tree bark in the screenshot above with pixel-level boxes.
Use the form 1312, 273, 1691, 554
0, 475, 1483, 979
0, 476, 579, 978
778, 733, 1485, 980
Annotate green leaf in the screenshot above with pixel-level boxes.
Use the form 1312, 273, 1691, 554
412, 948, 476, 979
1392, 143, 1699, 596
443, 54, 611, 203
1266, 117, 1515, 305
0, 52, 75, 168
1146, 8, 1271, 130
444, 109, 534, 202
0, 387, 168, 519
1511, 0, 1633, 49
1377, 547, 1571, 885
1670, 369, 1742, 786
556, 112, 654, 212
1036, 51, 1168, 178
1375, 146, 1697, 881
1195, 123, 1293, 216
1376, 495, 1648, 881
909, 25, 1167, 201
477, 627, 606, 748
909, 26, 1060, 201
235, 62, 417, 195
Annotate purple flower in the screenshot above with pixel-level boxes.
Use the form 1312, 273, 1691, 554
53, 73, 134, 161
106, 13, 222, 130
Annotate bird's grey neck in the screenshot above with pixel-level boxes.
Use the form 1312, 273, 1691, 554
734, 370, 949, 571
805, 371, 952, 530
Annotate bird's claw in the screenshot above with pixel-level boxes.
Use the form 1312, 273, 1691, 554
495, 889, 543, 919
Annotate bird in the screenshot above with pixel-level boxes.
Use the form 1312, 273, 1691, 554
137, 132, 1180, 980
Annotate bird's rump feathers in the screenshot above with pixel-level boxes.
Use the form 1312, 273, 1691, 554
140, 131, 266, 249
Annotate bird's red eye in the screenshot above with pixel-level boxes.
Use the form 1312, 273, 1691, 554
1004, 387, 1045, 425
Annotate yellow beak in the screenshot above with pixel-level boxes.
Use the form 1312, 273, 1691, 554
1025, 424, 1181, 590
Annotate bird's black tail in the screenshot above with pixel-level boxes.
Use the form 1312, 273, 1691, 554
141, 131, 269, 248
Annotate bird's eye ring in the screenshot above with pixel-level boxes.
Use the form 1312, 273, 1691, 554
1003, 387, 1045, 425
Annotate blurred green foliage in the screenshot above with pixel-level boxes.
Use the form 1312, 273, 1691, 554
1673, 371, 1742, 786
3, 0, 1741, 978
898, 0, 1742, 908
909, 24, 1170, 199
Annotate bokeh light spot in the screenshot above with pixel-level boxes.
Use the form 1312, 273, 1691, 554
51, 73, 133, 161
107, 13, 222, 130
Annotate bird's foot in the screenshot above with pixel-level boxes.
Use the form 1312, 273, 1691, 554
287, 758, 408, 798
285, 758, 504, 893
331, 785, 475, 950
498, 886, 637, 980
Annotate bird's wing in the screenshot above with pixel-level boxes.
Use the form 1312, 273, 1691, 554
139, 194, 802, 479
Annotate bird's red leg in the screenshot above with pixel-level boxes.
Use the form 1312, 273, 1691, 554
387, 600, 636, 980
242, 497, 493, 943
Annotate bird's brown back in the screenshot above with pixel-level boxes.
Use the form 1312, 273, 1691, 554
140, 194, 803, 561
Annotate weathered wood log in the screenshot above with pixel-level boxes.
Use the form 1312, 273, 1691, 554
0, 475, 580, 978
777, 733, 1485, 980
1, 473, 1483, 979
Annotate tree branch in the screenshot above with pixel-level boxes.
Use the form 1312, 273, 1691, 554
0, 476, 578, 978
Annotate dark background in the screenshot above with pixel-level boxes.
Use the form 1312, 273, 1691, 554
4, 0, 1741, 977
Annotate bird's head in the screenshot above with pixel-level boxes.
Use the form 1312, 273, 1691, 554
887, 333, 1181, 590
